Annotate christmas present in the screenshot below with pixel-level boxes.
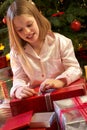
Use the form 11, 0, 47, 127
0, 66, 13, 100
2, 111, 58, 130
22, 112, 58, 130
0, 78, 13, 100
0, 56, 8, 69
0, 99, 12, 128
10, 78, 87, 116
0, 66, 13, 80
2, 111, 33, 130
28, 118, 58, 130
53, 95, 87, 130
11, 120, 58, 130
0, 79, 12, 127
29, 112, 56, 128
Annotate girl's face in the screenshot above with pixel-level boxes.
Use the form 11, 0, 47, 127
13, 14, 40, 46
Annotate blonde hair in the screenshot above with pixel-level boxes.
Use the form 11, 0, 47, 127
6, 0, 51, 75
6, 0, 51, 50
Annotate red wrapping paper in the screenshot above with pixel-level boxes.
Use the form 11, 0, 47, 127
72, 97, 87, 120
10, 78, 87, 116
2, 111, 33, 130
0, 56, 7, 69
1, 111, 58, 130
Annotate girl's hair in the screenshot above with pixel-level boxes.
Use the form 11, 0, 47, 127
6, 0, 51, 51
6, 0, 52, 77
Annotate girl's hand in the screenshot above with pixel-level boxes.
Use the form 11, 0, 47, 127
40, 78, 66, 93
15, 86, 38, 99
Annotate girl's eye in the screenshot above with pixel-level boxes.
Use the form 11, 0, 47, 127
27, 22, 33, 27
17, 29, 23, 32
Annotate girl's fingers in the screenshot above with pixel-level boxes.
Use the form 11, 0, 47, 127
45, 83, 55, 89
20, 88, 38, 98
20, 92, 33, 98
40, 83, 54, 92
22, 88, 37, 94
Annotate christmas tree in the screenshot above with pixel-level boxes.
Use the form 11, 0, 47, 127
33, 0, 87, 51
0, 0, 13, 55
0, 0, 87, 69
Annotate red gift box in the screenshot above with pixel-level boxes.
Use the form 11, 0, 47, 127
2, 111, 33, 130
0, 56, 8, 69
2, 111, 58, 130
10, 78, 87, 116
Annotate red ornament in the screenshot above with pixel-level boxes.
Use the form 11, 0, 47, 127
2, 17, 7, 24
52, 11, 64, 17
70, 20, 81, 31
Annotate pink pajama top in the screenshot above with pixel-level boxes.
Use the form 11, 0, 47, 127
10, 33, 82, 97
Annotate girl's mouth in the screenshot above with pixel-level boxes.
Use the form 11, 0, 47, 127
27, 33, 35, 39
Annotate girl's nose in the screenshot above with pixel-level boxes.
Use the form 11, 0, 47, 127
24, 27, 30, 34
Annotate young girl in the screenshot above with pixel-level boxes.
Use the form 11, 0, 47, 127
6, 0, 82, 99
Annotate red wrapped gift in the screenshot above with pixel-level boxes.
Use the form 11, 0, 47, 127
53, 95, 87, 130
2, 111, 33, 130
2, 111, 58, 130
10, 78, 87, 116
0, 56, 8, 69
